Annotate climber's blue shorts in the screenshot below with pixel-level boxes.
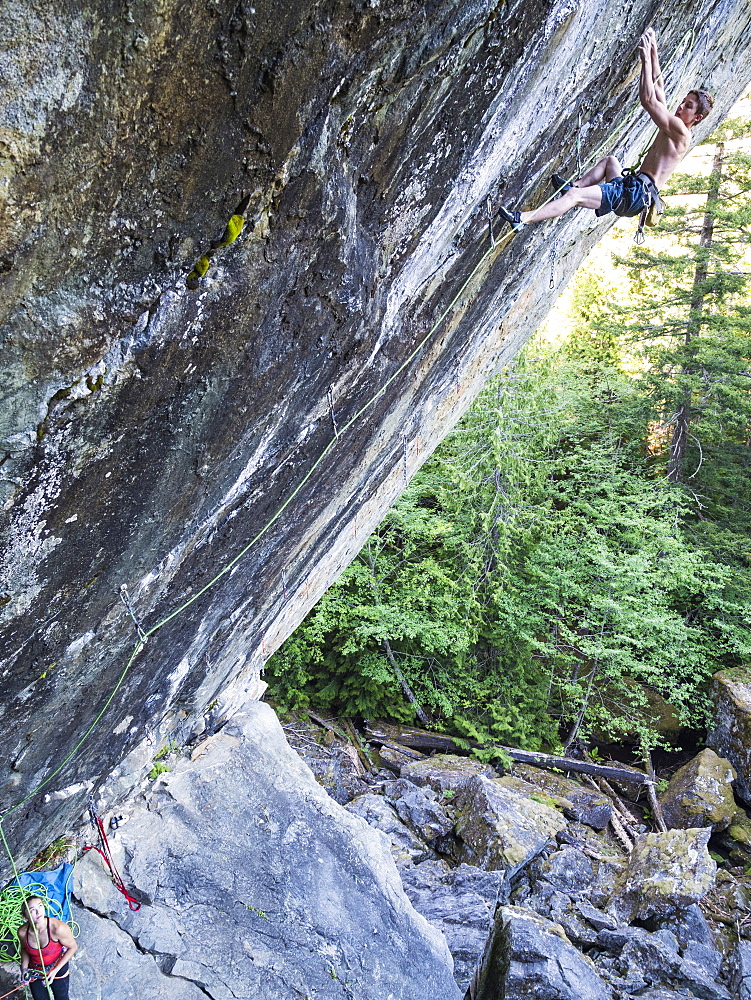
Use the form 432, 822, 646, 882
595, 173, 652, 218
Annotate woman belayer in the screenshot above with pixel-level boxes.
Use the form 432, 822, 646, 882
17, 895, 77, 1000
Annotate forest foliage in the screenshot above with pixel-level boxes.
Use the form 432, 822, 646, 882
267, 120, 751, 754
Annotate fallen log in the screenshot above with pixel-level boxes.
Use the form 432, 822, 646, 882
363, 720, 649, 786
377, 741, 426, 772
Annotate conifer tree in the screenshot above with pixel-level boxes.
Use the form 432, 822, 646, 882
266, 116, 751, 755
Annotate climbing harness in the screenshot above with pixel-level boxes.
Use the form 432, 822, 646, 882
0, 853, 78, 1000
82, 797, 141, 911
0, 828, 58, 1000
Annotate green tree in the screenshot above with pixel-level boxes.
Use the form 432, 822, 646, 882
268, 118, 751, 755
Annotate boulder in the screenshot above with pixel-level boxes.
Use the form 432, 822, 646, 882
674, 958, 731, 1000
545, 896, 599, 948
514, 764, 612, 829
682, 940, 722, 979
518, 882, 572, 923
536, 846, 595, 896
75, 703, 460, 1000
554, 821, 626, 906
723, 809, 751, 867
576, 899, 618, 932
660, 748, 738, 831
67, 899, 208, 1000
345, 792, 433, 865
728, 811, 751, 846
608, 828, 717, 923
555, 908, 599, 948
617, 927, 682, 984
400, 754, 497, 795
707, 669, 751, 805
453, 775, 567, 876
300, 753, 370, 805
382, 778, 454, 840
468, 905, 614, 1000
400, 861, 503, 992
731, 940, 751, 1000
518, 853, 602, 946
711, 870, 751, 922
596, 679, 684, 743
599, 925, 731, 1000
597, 925, 645, 953
555, 819, 623, 858
651, 903, 716, 950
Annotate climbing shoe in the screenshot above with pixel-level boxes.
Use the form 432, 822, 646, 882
550, 173, 572, 195
498, 205, 525, 232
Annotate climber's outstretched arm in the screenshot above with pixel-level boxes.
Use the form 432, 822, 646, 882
648, 29, 667, 107
638, 29, 685, 139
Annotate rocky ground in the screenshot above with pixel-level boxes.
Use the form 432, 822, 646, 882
4, 679, 751, 998
284, 713, 751, 1000
1, 703, 460, 1000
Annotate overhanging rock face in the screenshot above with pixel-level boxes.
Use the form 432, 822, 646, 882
1, 0, 750, 866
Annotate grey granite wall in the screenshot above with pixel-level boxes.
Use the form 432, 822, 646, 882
1, 0, 750, 868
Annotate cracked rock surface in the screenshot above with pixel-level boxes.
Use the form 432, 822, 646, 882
70, 701, 459, 1000
3, 0, 751, 870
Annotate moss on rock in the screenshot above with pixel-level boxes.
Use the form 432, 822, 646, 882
659, 748, 737, 832
608, 828, 717, 923
453, 775, 567, 877
708, 670, 751, 806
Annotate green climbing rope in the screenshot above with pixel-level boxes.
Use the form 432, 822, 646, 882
0, 881, 77, 964
0, 825, 60, 1000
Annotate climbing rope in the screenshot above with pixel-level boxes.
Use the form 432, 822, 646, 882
0, 26, 702, 872
0, 982, 31, 1000
0, 975, 44, 1000
0, 884, 66, 964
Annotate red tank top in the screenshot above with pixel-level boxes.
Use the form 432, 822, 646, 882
26, 917, 64, 969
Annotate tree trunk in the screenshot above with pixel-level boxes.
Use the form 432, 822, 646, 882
365, 543, 430, 724
667, 143, 724, 483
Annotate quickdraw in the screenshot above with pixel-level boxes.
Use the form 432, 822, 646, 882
549, 244, 558, 290
83, 797, 141, 911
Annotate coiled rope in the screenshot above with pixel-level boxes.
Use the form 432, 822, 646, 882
0, 823, 75, 1000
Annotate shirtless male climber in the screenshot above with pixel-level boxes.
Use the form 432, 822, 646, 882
499, 28, 713, 232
